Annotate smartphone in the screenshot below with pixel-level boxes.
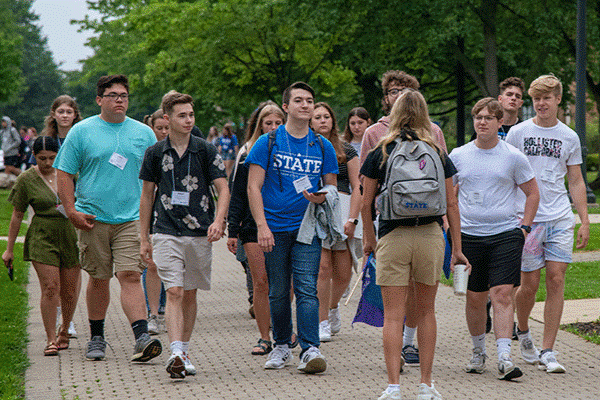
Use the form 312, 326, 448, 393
7, 259, 14, 281
313, 191, 327, 195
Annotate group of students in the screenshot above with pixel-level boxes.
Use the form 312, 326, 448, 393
1, 70, 588, 400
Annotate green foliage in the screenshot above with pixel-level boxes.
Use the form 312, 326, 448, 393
0, 189, 27, 237
0, 242, 30, 400
0, 1, 24, 103
536, 261, 600, 302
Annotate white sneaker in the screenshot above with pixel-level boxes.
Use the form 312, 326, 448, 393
158, 314, 166, 332
497, 352, 523, 380
166, 352, 186, 379
182, 351, 197, 375
538, 350, 566, 373
465, 348, 486, 374
416, 382, 442, 400
319, 320, 331, 342
68, 321, 77, 338
329, 308, 341, 335
297, 346, 327, 373
518, 332, 540, 364
377, 388, 402, 400
264, 345, 293, 369
147, 315, 159, 335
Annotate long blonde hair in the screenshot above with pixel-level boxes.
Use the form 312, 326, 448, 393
377, 89, 439, 167
246, 104, 285, 152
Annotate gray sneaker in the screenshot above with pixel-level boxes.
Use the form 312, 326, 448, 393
147, 315, 159, 335
498, 353, 523, 380
297, 346, 327, 374
86, 336, 107, 361
465, 348, 486, 374
131, 332, 162, 362
328, 307, 341, 335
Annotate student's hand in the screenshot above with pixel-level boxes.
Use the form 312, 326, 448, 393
207, 220, 225, 243
451, 251, 471, 274
69, 211, 96, 231
226, 238, 238, 254
2, 250, 14, 269
576, 223, 589, 249
363, 238, 376, 259
257, 225, 275, 253
140, 240, 153, 264
303, 190, 326, 204
343, 221, 356, 239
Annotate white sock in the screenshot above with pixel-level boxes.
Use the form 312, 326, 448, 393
496, 338, 511, 360
403, 325, 417, 347
471, 334, 486, 353
181, 341, 189, 354
170, 341, 183, 354
386, 384, 400, 393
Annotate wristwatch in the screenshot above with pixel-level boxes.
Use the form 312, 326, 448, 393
520, 224, 532, 233
348, 218, 359, 225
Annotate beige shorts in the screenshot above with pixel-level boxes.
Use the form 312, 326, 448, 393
78, 220, 143, 280
375, 222, 444, 286
152, 233, 212, 291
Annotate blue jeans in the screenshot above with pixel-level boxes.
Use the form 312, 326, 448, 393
264, 230, 321, 350
142, 268, 166, 315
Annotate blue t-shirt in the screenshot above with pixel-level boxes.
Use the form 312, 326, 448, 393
54, 115, 157, 224
218, 135, 238, 154
245, 125, 338, 232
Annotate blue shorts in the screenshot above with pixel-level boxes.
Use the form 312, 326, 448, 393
521, 213, 575, 272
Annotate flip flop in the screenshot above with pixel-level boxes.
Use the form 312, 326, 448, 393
44, 343, 59, 356
56, 332, 69, 350
251, 338, 272, 355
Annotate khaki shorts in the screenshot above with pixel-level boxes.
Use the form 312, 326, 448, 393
375, 222, 444, 286
78, 220, 143, 280
152, 233, 212, 291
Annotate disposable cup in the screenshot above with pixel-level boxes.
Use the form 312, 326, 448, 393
453, 264, 468, 296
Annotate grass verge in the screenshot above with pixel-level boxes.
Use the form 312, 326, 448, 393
0, 189, 27, 237
0, 241, 30, 399
561, 320, 600, 345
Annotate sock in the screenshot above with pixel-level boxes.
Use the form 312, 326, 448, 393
89, 319, 105, 339
181, 341, 189, 354
170, 341, 183, 354
516, 328, 530, 340
131, 319, 148, 340
471, 333, 486, 352
496, 338, 511, 359
540, 348, 552, 356
386, 384, 400, 393
403, 325, 417, 347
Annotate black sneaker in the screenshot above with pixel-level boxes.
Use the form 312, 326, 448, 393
131, 332, 162, 362
86, 336, 107, 361
401, 344, 420, 366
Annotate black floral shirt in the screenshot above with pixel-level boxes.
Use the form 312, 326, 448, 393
139, 135, 226, 236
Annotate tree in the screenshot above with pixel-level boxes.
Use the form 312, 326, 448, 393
0, 0, 24, 104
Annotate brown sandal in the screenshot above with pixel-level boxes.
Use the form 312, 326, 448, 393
44, 342, 59, 356
56, 325, 70, 350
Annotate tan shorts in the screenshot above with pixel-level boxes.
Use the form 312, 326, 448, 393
152, 233, 212, 291
375, 222, 444, 286
78, 220, 143, 280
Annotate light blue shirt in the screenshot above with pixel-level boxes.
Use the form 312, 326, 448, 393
54, 115, 156, 224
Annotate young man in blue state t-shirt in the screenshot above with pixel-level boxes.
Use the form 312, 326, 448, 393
139, 92, 229, 379
246, 82, 338, 374
54, 74, 161, 363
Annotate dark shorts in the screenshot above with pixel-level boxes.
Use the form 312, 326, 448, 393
4, 155, 21, 167
462, 228, 525, 292
239, 229, 258, 245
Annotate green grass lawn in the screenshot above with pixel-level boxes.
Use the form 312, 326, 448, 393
573, 223, 600, 252
0, 241, 29, 399
0, 189, 27, 237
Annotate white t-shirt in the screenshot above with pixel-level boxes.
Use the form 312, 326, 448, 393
449, 140, 535, 236
506, 118, 582, 222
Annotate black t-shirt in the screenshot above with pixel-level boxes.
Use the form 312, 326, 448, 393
360, 140, 457, 239
337, 142, 358, 194
139, 135, 227, 236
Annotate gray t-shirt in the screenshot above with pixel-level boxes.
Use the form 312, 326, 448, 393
450, 140, 535, 236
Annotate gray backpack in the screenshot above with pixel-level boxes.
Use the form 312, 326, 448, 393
377, 138, 446, 219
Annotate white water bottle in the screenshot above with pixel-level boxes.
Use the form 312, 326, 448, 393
453, 264, 468, 296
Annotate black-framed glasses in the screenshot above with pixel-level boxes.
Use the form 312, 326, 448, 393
102, 92, 129, 101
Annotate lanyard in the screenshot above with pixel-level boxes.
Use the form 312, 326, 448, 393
171, 151, 192, 192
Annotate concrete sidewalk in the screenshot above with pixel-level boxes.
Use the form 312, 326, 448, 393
23, 240, 600, 400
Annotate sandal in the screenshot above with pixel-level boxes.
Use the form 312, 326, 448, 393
251, 338, 272, 355
44, 342, 59, 356
56, 332, 69, 350
290, 332, 299, 349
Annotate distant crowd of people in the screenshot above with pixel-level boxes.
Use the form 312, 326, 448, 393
1, 69, 588, 400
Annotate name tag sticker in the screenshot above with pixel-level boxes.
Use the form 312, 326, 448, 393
470, 191, 484, 206
171, 191, 190, 206
109, 152, 128, 170
293, 175, 312, 194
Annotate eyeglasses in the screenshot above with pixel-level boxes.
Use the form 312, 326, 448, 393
101, 92, 129, 101
386, 88, 406, 96
474, 115, 497, 122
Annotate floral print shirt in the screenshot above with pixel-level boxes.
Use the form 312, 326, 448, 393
139, 135, 226, 236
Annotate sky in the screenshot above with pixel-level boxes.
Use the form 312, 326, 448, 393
31, 0, 101, 71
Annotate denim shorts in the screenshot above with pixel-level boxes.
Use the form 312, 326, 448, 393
521, 213, 575, 271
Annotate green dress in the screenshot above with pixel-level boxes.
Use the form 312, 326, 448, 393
8, 168, 79, 268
